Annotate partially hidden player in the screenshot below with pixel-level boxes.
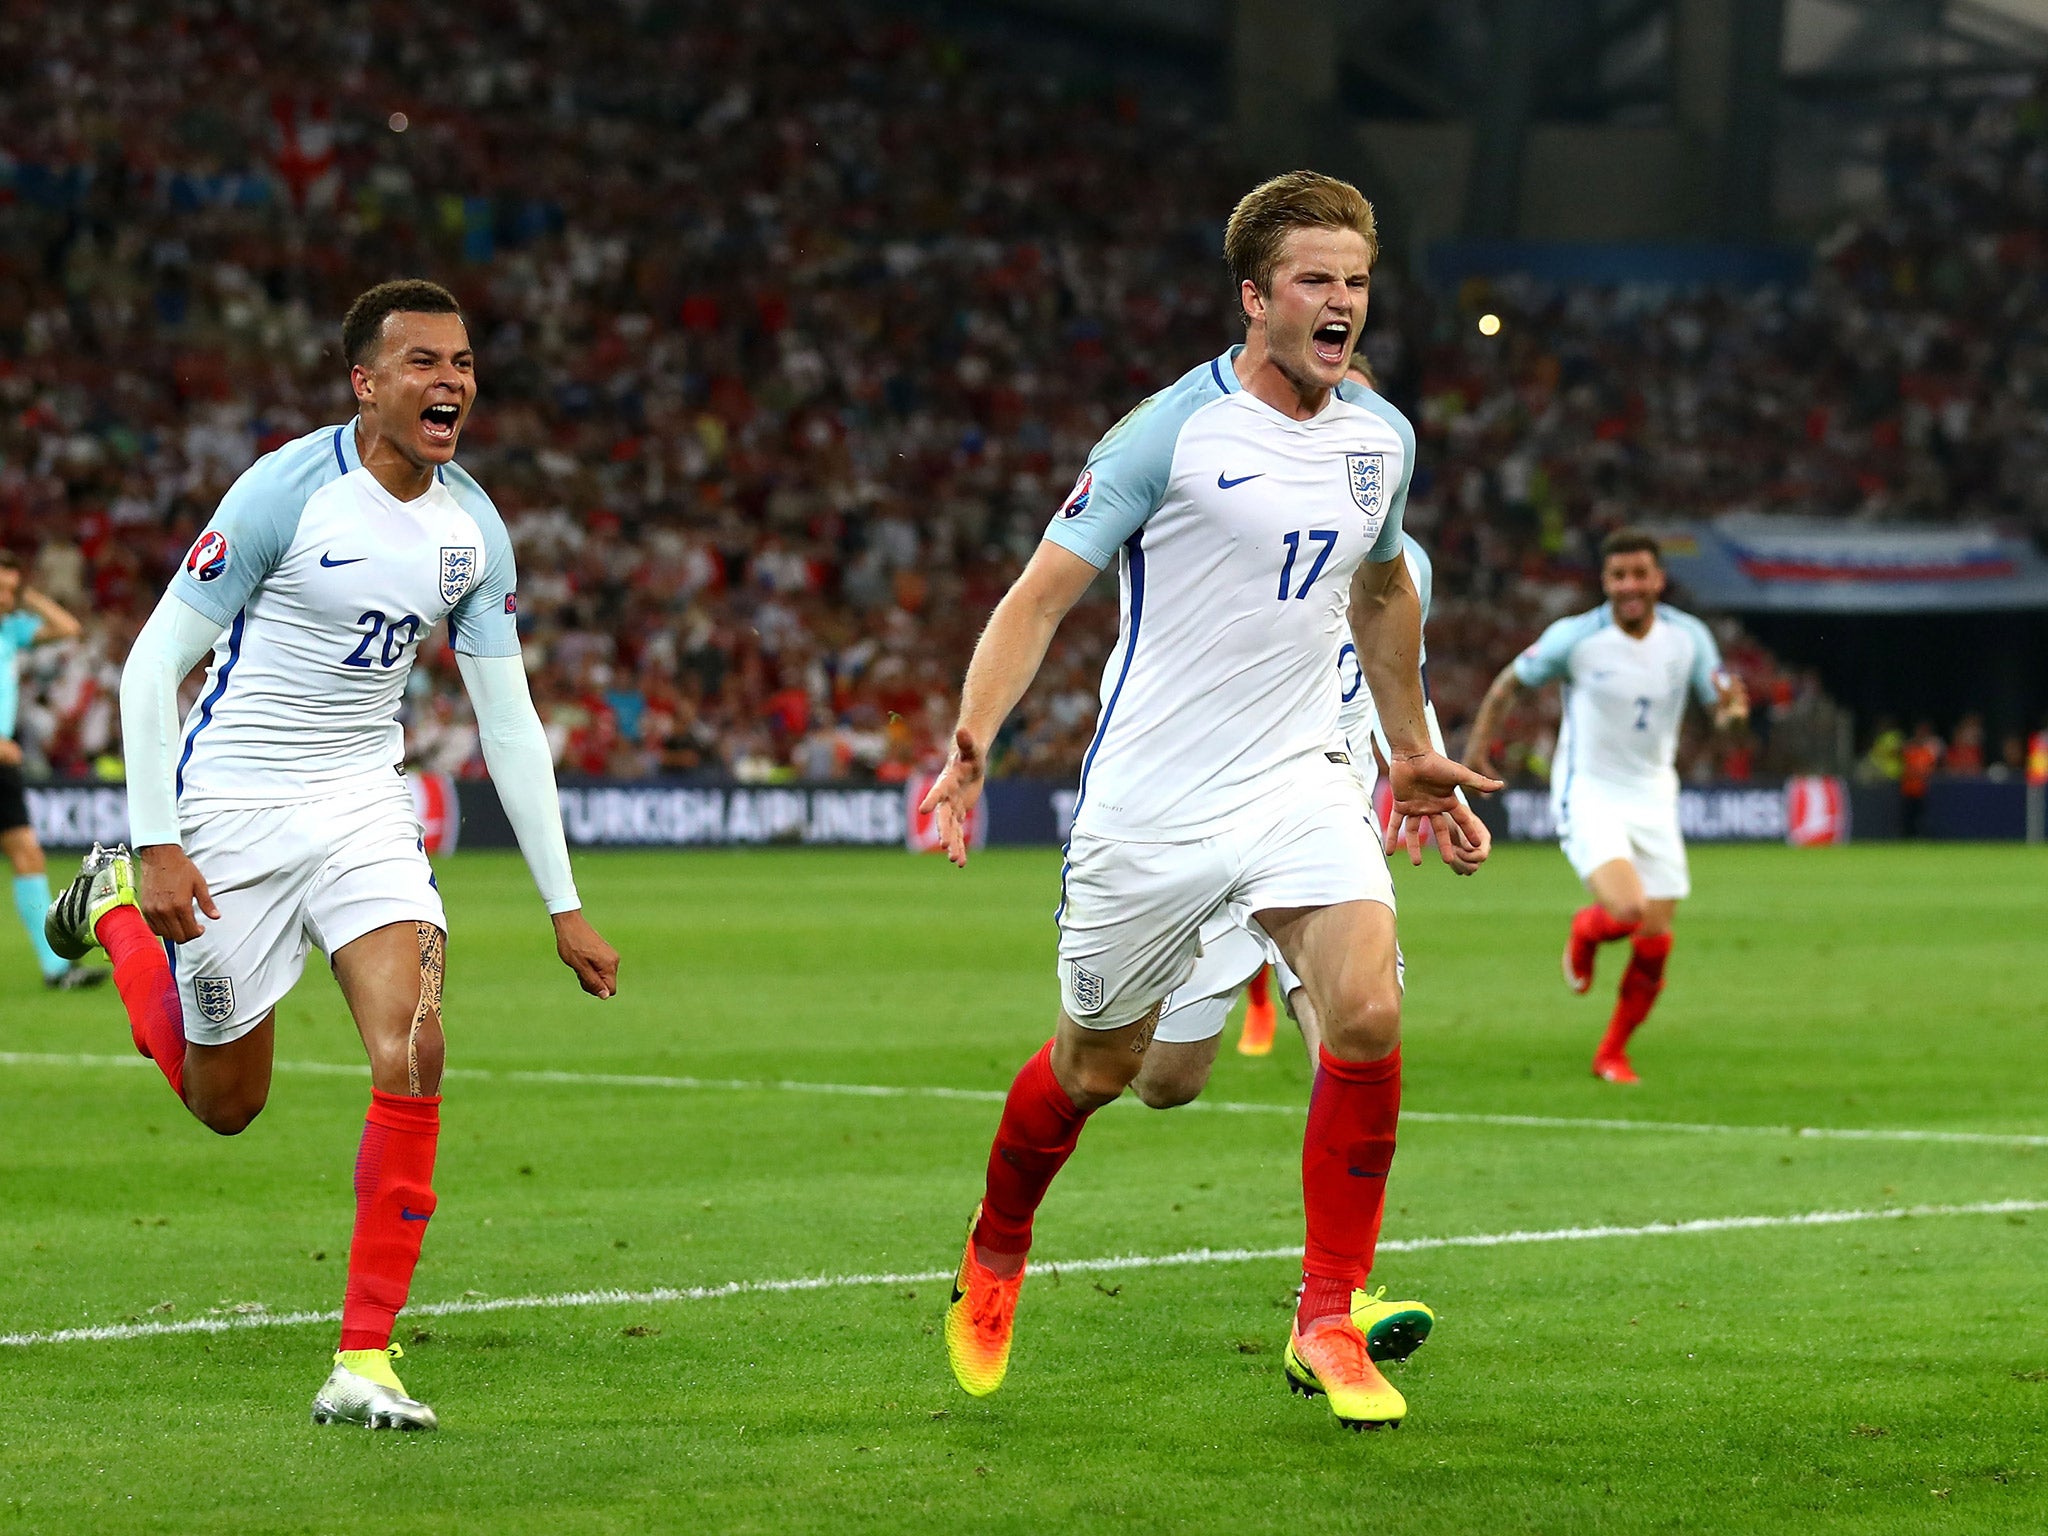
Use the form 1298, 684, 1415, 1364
1464, 529, 1746, 1084
919, 173, 1500, 1430
45, 280, 620, 1429
0, 552, 105, 989
1129, 523, 1473, 1373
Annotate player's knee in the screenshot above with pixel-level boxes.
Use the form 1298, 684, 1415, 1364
1131, 1070, 1202, 1110
190, 1090, 267, 1137
1602, 896, 1646, 929
1320, 989, 1401, 1062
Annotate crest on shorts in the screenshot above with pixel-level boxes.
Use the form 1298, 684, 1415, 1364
1070, 963, 1105, 1015
193, 975, 236, 1025
439, 545, 477, 605
1347, 452, 1387, 522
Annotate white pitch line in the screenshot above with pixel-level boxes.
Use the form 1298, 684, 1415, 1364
4, 1198, 2043, 1350
4, 1050, 2046, 1148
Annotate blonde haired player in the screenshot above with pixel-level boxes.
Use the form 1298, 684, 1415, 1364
1465, 529, 1746, 1083
921, 172, 1499, 1431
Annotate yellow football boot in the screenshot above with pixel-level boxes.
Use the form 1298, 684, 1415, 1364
1284, 1316, 1407, 1430
1351, 1285, 1436, 1363
944, 1207, 1025, 1397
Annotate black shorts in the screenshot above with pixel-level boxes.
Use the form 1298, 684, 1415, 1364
0, 761, 26, 835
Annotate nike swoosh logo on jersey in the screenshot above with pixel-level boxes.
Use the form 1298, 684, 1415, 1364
1216, 471, 1264, 490
320, 553, 366, 568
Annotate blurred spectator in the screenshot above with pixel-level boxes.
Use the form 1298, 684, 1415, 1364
9, 0, 2011, 787
1899, 720, 1945, 836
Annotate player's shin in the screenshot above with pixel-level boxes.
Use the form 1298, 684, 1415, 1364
972, 1039, 1091, 1272
1598, 933, 1673, 1061
340, 1088, 441, 1352
96, 907, 187, 1098
1299, 1045, 1400, 1328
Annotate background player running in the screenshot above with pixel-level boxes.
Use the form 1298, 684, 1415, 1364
46, 280, 620, 1430
920, 172, 1499, 1431
0, 553, 104, 991
1465, 529, 1747, 1084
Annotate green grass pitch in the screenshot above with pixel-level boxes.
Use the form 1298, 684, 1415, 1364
1, 842, 2044, 1533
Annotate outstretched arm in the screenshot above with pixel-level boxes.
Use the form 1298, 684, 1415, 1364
456, 652, 619, 998
917, 540, 1102, 867
1463, 660, 1527, 782
1350, 556, 1501, 866
119, 591, 228, 941
19, 587, 82, 645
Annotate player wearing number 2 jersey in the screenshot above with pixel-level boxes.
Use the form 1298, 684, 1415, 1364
919, 173, 1499, 1431
44, 280, 620, 1429
1466, 529, 1747, 1084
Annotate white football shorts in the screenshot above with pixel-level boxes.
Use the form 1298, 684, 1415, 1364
172, 779, 447, 1045
1057, 760, 1393, 1031
1558, 780, 1690, 901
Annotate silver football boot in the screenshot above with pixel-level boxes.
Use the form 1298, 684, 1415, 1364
311, 1345, 439, 1431
44, 842, 134, 961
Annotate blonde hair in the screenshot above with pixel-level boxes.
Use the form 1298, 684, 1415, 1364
1224, 171, 1379, 315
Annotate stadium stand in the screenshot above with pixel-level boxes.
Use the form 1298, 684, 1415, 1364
0, 1, 2035, 787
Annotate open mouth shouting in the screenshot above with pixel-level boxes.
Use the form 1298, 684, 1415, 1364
420, 401, 461, 446
1312, 319, 1351, 368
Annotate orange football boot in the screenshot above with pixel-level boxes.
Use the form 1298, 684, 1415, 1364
1236, 969, 1277, 1056
1284, 1315, 1407, 1430
944, 1207, 1025, 1397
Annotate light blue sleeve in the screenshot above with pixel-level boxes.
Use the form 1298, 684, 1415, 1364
169, 437, 328, 626
1667, 607, 1724, 707
1402, 534, 1434, 624
443, 465, 522, 659
1042, 372, 1216, 569
1346, 387, 1416, 564
1514, 610, 1603, 688
0, 612, 41, 649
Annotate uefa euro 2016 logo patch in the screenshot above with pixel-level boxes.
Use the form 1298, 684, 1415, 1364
194, 975, 236, 1025
185, 530, 230, 583
439, 546, 477, 605
1070, 963, 1105, 1015
1057, 469, 1094, 519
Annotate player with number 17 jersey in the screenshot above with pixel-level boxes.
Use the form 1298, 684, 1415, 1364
919, 173, 1499, 1432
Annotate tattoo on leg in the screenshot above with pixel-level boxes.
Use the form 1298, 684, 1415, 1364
409, 923, 446, 1097
1129, 1009, 1159, 1055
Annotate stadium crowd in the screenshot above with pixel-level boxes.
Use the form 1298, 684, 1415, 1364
1, 1, 2037, 787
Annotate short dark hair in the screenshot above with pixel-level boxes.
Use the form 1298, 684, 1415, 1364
0, 550, 22, 573
342, 279, 464, 368
1600, 528, 1662, 567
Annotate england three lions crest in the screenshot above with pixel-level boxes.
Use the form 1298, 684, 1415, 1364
1347, 451, 1388, 535
439, 545, 478, 605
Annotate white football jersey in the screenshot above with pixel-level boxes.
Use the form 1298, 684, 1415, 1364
1514, 602, 1723, 805
1044, 347, 1414, 840
171, 422, 518, 809
1337, 532, 1432, 763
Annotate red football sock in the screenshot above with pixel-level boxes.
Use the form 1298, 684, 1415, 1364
339, 1089, 441, 1353
1572, 904, 1640, 947
1298, 1044, 1401, 1330
95, 907, 186, 1099
972, 1040, 1091, 1267
1599, 933, 1673, 1058
1247, 966, 1270, 1009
